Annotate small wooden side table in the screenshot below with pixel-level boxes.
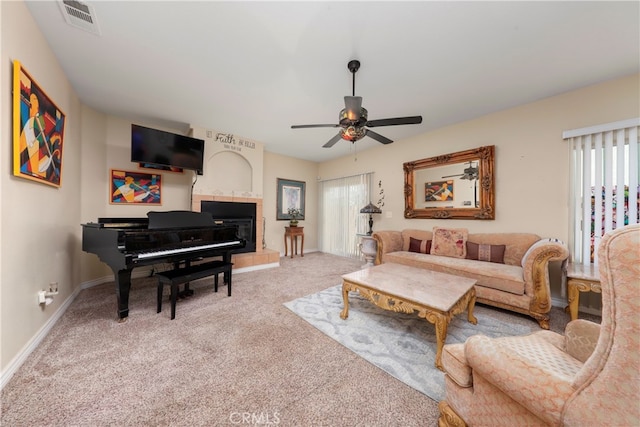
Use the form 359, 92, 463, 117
284, 226, 304, 258
565, 262, 601, 321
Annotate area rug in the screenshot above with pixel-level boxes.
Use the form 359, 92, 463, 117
284, 284, 538, 402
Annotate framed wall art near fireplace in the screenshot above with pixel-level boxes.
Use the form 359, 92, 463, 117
12, 60, 66, 187
110, 169, 162, 205
276, 178, 305, 220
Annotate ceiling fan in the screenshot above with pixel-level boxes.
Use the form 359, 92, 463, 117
442, 162, 479, 180
291, 60, 423, 148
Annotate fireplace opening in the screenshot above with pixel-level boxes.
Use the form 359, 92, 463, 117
200, 201, 256, 254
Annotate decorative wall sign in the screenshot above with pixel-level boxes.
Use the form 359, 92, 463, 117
214, 132, 257, 153
377, 180, 385, 207
276, 178, 306, 220
110, 169, 162, 204
425, 180, 454, 202
12, 60, 66, 187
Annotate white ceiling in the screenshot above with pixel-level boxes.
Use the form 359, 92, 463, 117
25, 1, 640, 163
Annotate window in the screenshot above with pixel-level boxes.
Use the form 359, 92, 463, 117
318, 173, 373, 258
564, 118, 639, 264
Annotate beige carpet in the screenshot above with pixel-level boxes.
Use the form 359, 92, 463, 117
285, 286, 538, 402
1, 253, 588, 426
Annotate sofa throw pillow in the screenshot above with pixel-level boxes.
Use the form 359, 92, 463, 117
466, 242, 506, 264
409, 237, 432, 254
431, 227, 468, 258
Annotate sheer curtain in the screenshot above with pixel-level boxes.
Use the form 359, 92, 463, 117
318, 172, 373, 258
563, 118, 639, 265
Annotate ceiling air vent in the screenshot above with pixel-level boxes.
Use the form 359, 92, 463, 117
57, 0, 101, 36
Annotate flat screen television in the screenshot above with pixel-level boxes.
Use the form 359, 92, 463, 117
131, 124, 205, 174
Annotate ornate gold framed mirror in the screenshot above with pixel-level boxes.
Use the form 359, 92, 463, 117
403, 145, 495, 219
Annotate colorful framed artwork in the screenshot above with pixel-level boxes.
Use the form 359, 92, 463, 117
138, 162, 184, 173
425, 180, 454, 202
12, 60, 66, 187
110, 169, 162, 205
276, 178, 305, 220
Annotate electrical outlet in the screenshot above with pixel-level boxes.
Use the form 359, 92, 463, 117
49, 281, 58, 293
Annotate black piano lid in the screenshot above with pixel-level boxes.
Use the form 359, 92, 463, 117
147, 211, 215, 229
98, 217, 148, 223
84, 212, 221, 230
84, 217, 149, 228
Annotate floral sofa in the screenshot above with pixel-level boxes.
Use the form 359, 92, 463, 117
372, 227, 569, 328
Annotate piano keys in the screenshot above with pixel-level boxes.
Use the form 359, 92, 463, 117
82, 210, 246, 320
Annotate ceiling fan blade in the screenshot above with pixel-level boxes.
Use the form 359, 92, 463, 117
323, 133, 343, 148
292, 124, 339, 129
366, 116, 423, 127
442, 173, 464, 178
344, 96, 363, 121
366, 129, 393, 145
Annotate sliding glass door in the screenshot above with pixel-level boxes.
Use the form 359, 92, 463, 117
318, 173, 372, 258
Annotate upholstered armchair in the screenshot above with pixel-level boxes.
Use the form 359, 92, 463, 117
438, 224, 640, 427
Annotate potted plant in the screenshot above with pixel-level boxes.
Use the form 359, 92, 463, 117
287, 207, 302, 227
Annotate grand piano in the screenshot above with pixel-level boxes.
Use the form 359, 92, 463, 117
82, 210, 246, 320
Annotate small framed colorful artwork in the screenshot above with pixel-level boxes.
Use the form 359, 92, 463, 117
110, 169, 162, 205
12, 60, 66, 187
425, 180, 454, 202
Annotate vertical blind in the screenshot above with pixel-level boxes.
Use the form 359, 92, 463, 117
318, 172, 373, 258
563, 118, 639, 265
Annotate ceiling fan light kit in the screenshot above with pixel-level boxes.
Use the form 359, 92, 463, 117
292, 60, 423, 148
341, 126, 366, 142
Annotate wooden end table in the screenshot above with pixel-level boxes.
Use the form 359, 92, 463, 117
565, 262, 601, 321
284, 226, 304, 258
340, 263, 477, 371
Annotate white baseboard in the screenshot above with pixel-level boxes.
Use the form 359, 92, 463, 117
551, 296, 602, 317
0, 268, 156, 390
0, 262, 285, 390
278, 248, 319, 258
81, 268, 154, 290
551, 296, 566, 309
0, 286, 81, 390
234, 262, 280, 274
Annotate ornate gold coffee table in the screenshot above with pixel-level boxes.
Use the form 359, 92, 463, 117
340, 263, 477, 370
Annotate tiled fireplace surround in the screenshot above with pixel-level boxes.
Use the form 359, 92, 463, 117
192, 195, 280, 271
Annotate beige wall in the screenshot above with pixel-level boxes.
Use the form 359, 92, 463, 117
192, 128, 265, 198
79, 115, 199, 281
78, 114, 200, 282
318, 73, 639, 302
1, 1, 82, 373
319, 73, 640, 241
263, 152, 319, 252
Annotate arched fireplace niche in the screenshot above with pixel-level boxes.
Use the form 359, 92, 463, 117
190, 128, 278, 269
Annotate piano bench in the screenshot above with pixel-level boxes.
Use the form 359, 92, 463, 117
156, 261, 233, 320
